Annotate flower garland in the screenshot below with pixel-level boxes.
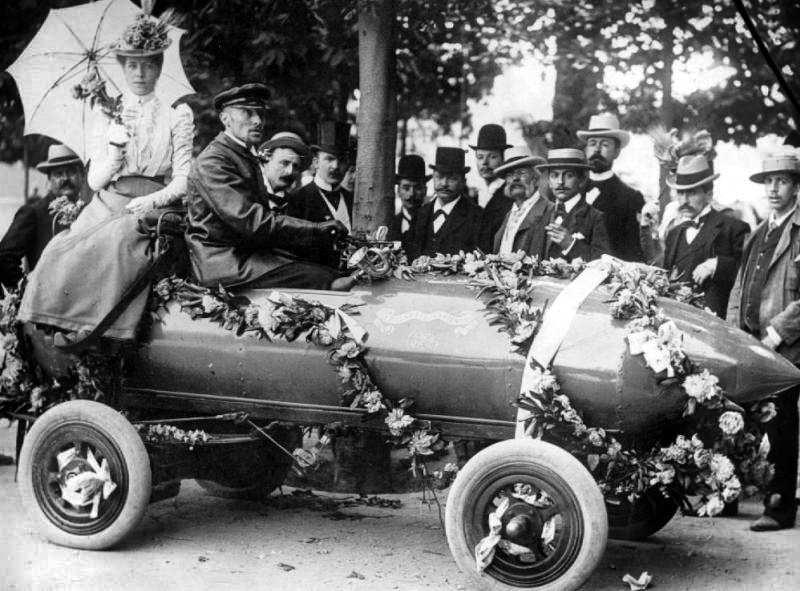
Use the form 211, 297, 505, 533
48, 196, 86, 229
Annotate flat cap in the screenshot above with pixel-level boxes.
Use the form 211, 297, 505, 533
213, 83, 271, 111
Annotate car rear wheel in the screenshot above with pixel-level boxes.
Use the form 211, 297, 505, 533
18, 400, 151, 550
196, 426, 301, 500
445, 439, 608, 591
607, 486, 677, 540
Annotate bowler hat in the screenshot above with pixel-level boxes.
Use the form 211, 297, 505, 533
577, 113, 631, 148
429, 147, 470, 174
36, 144, 82, 172
395, 154, 431, 182
214, 83, 271, 111
312, 121, 351, 158
666, 155, 719, 190
469, 124, 511, 151
749, 152, 800, 183
493, 145, 545, 176
535, 148, 590, 172
261, 131, 310, 161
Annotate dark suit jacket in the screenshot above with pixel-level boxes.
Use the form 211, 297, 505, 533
544, 197, 610, 262
492, 195, 554, 258
478, 183, 512, 252
389, 208, 419, 243
0, 193, 60, 290
589, 174, 645, 262
664, 208, 750, 318
185, 132, 322, 288
287, 181, 353, 224
405, 196, 482, 260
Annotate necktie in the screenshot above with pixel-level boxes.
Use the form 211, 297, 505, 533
401, 211, 412, 234
433, 209, 447, 234
554, 201, 567, 223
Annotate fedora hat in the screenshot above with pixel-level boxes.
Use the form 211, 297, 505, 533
312, 121, 351, 158
666, 155, 719, 190
429, 147, 470, 174
576, 113, 631, 148
749, 152, 800, 183
395, 154, 431, 182
469, 124, 511, 151
493, 145, 545, 176
36, 144, 82, 172
535, 148, 590, 172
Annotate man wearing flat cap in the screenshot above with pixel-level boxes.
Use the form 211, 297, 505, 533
405, 147, 482, 261
0, 144, 86, 292
258, 131, 310, 214
728, 152, 800, 532
186, 84, 353, 291
389, 154, 429, 243
471, 123, 513, 252
491, 146, 551, 257
537, 148, 609, 262
662, 155, 749, 318
578, 113, 645, 262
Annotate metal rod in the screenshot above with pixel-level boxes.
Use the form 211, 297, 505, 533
731, 0, 800, 124
245, 419, 305, 476
134, 412, 247, 425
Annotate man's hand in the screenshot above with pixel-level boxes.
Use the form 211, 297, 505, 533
692, 257, 717, 284
315, 220, 348, 242
545, 222, 574, 251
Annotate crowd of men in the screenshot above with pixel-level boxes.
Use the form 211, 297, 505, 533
0, 82, 799, 532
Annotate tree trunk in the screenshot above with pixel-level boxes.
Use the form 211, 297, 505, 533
352, 0, 397, 234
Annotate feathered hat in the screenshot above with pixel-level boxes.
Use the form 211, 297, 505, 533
114, 1, 174, 58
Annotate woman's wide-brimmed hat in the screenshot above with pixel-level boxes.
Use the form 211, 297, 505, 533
666, 154, 719, 190
395, 154, 431, 182
493, 145, 545, 176
750, 152, 800, 183
429, 147, 470, 174
576, 113, 631, 149
535, 148, 590, 172
114, 7, 173, 58
469, 123, 512, 151
36, 144, 82, 171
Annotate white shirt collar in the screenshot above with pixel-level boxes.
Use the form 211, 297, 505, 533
478, 177, 505, 207
435, 195, 461, 214
224, 130, 248, 149
770, 206, 796, 228
511, 192, 539, 213
589, 170, 614, 182
124, 90, 156, 105
314, 176, 337, 192
693, 205, 713, 223
563, 194, 582, 213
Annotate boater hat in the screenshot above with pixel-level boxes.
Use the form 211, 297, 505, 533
749, 153, 800, 183
429, 147, 470, 174
469, 124, 512, 151
576, 113, 631, 149
312, 121, 351, 158
493, 145, 545, 176
213, 83, 271, 111
535, 148, 590, 172
261, 131, 310, 160
36, 144, 82, 171
395, 154, 431, 182
666, 154, 719, 190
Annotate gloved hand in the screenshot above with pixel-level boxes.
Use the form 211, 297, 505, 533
125, 193, 160, 216
315, 220, 348, 242
107, 122, 130, 148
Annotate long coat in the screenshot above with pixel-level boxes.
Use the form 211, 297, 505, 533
405, 196, 482, 260
492, 195, 554, 258
185, 132, 322, 288
663, 208, 749, 318
288, 181, 353, 225
727, 207, 800, 364
478, 183, 512, 253
544, 197, 610, 262
0, 193, 60, 290
588, 174, 645, 262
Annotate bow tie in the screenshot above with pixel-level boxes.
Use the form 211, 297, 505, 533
685, 215, 707, 229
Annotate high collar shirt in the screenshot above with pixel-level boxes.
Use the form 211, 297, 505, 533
478, 177, 505, 208
589, 170, 615, 182
499, 193, 539, 255
768, 206, 796, 231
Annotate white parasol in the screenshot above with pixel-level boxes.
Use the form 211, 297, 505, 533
5, 0, 195, 162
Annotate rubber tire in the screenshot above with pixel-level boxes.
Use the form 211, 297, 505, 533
445, 439, 608, 591
18, 400, 152, 550
196, 427, 300, 500
607, 487, 678, 540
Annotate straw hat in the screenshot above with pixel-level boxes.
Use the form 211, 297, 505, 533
749, 152, 800, 183
493, 146, 545, 176
535, 148, 590, 172
666, 155, 719, 190
576, 113, 631, 148
36, 144, 82, 171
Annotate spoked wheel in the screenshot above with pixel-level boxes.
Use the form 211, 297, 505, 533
18, 400, 151, 550
445, 439, 607, 591
607, 486, 678, 540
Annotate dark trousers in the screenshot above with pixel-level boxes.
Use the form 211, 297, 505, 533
242, 261, 339, 290
764, 385, 799, 523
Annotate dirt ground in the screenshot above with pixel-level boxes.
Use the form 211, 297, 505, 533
1, 425, 798, 591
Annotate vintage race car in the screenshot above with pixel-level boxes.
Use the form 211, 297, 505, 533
15, 270, 800, 591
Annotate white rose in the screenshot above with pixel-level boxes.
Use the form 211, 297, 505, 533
718, 411, 745, 436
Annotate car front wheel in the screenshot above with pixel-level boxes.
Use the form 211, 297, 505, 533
445, 439, 608, 591
18, 400, 152, 550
